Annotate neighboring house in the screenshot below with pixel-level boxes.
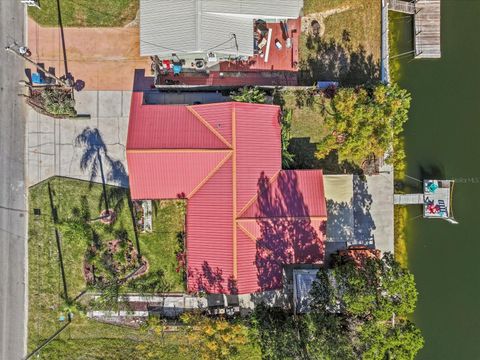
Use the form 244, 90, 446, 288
140, 0, 304, 59
126, 92, 327, 294
293, 247, 381, 313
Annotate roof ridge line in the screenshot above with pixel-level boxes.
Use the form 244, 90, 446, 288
127, 149, 231, 153
236, 170, 281, 219
187, 151, 233, 198
237, 216, 328, 221
232, 105, 238, 279
187, 106, 233, 149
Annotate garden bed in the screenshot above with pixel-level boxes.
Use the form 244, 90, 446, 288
28, 177, 186, 353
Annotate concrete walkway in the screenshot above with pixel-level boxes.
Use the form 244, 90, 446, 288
323, 170, 394, 255
27, 91, 131, 187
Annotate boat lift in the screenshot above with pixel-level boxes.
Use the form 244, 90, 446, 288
394, 179, 458, 224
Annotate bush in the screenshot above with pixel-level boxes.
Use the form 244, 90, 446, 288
41, 88, 77, 117
230, 87, 266, 104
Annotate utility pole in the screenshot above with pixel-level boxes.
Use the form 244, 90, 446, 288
4, 43, 72, 88
232, 33, 239, 58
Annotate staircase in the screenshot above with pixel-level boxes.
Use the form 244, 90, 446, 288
388, 0, 416, 14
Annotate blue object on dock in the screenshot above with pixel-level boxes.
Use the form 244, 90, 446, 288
31, 73, 45, 84
427, 182, 438, 193
173, 64, 182, 75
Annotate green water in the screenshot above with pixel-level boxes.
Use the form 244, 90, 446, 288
392, 1, 480, 359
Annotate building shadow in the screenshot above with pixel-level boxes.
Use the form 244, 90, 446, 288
254, 171, 325, 292
298, 34, 380, 86
133, 69, 155, 92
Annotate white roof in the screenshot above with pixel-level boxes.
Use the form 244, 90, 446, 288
140, 0, 303, 57
293, 269, 319, 314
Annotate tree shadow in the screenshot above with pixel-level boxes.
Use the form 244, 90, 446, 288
188, 261, 238, 294
75, 127, 128, 187
254, 171, 325, 292
352, 176, 376, 247
299, 34, 380, 86
288, 137, 361, 174
325, 199, 354, 243
419, 164, 445, 180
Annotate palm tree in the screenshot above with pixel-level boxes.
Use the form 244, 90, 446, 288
75, 127, 110, 216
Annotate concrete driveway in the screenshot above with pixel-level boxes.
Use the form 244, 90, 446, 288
27, 19, 150, 91
27, 91, 131, 187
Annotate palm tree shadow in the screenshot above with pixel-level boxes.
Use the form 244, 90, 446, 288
75, 127, 128, 187
75, 127, 128, 215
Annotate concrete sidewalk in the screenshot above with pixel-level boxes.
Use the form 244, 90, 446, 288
27, 91, 131, 187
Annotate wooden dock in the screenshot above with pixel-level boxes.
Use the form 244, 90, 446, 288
394, 193, 424, 205
414, 0, 441, 58
388, 0, 441, 59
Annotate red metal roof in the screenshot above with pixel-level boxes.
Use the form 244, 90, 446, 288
239, 170, 328, 218
127, 95, 327, 294
127, 151, 231, 200
127, 92, 229, 149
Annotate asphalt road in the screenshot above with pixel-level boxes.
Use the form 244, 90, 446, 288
0, 1, 27, 359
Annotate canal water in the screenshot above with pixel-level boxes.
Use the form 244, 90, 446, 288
391, 1, 480, 359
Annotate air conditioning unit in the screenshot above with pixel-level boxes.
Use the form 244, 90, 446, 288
207, 52, 218, 63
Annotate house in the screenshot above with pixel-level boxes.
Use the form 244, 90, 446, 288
292, 247, 381, 313
126, 92, 327, 294
140, 0, 304, 59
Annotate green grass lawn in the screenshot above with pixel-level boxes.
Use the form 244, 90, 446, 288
36, 317, 261, 359
29, 0, 138, 27
130, 200, 186, 293
300, 0, 381, 85
28, 177, 186, 355
278, 90, 360, 173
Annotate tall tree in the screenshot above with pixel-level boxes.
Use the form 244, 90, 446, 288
180, 313, 250, 360
311, 253, 418, 321
315, 84, 411, 168
253, 252, 423, 359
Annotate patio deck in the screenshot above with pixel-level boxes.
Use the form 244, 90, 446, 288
220, 18, 301, 72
